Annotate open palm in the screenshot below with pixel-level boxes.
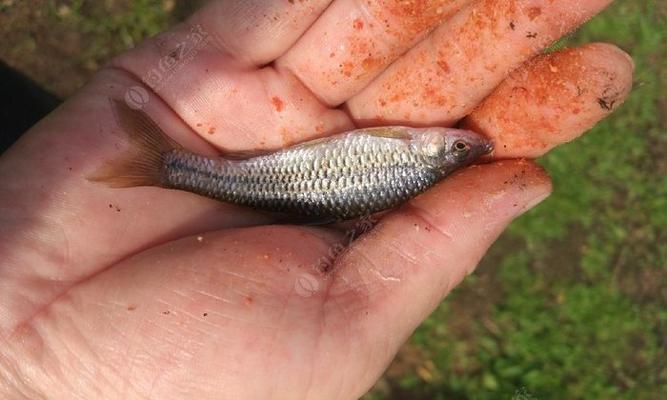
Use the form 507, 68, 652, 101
0, 1, 633, 398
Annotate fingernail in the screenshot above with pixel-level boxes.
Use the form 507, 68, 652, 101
592, 42, 635, 71
489, 161, 552, 220
512, 188, 551, 218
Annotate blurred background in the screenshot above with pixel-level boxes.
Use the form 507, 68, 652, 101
0, 0, 665, 398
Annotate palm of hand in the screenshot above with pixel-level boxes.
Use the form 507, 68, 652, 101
0, 1, 632, 398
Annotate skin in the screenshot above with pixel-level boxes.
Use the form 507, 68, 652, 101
462, 43, 635, 158
0, 1, 633, 399
346, 0, 615, 125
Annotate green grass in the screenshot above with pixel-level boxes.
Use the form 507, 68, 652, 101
46, 0, 175, 69
366, 2, 667, 399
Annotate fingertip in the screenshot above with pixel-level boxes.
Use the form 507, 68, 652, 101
587, 42, 635, 72
464, 43, 635, 158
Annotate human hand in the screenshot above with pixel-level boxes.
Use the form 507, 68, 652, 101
0, 1, 633, 399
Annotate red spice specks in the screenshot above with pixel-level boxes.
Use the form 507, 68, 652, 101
341, 62, 354, 77
381, 0, 461, 39
525, 7, 542, 21
437, 60, 451, 73
353, 18, 364, 30
271, 96, 285, 112
362, 57, 381, 71
208, 126, 216, 135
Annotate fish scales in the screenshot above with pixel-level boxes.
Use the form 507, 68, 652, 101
163, 134, 438, 220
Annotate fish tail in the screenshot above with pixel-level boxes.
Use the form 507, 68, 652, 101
88, 99, 182, 188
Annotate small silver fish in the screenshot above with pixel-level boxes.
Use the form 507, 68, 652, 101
92, 100, 493, 222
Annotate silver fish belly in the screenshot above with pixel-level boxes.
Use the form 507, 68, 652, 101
162, 129, 488, 220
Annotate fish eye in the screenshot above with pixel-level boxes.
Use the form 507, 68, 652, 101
452, 140, 471, 154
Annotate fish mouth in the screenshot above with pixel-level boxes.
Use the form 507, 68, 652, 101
482, 141, 494, 155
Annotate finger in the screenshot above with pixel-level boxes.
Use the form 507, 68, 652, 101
189, 0, 334, 66
463, 43, 634, 158
347, 0, 613, 126
277, 0, 475, 105
112, 5, 352, 151
327, 160, 551, 359
8, 226, 349, 398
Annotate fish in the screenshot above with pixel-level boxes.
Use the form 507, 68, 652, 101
90, 99, 493, 222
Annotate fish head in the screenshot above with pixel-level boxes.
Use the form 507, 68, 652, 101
410, 128, 493, 173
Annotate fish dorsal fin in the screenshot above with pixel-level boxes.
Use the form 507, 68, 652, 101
221, 148, 276, 160
362, 127, 412, 140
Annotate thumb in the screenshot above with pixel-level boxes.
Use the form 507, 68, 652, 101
328, 159, 551, 355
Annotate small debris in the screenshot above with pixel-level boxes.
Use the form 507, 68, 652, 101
56, 4, 71, 17
598, 98, 615, 111
168, 48, 180, 61
271, 96, 285, 112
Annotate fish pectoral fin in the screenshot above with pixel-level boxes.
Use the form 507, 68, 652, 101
221, 148, 276, 160
272, 213, 339, 226
294, 217, 339, 226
